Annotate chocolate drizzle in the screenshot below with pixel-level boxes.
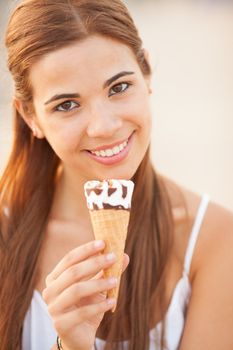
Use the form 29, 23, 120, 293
102, 204, 129, 210
93, 203, 98, 210
86, 188, 103, 196
84, 179, 134, 210
93, 201, 129, 211
122, 185, 127, 199
108, 188, 117, 196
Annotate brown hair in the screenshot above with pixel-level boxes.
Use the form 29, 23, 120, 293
0, 1, 173, 349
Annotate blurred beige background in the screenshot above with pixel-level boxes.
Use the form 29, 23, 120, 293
1, 0, 233, 210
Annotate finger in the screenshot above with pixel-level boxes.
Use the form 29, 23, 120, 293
91, 269, 104, 280
53, 298, 116, 337
46, 240, 105, 286
48, 277, 118, 315
79, 288, 107, 306
43, 253, 116, 303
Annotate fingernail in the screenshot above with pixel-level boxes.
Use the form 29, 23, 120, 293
106, 298, 116, 305
108, 277, 118, 286
94, 240, 104, 248
106, 252, 116, 261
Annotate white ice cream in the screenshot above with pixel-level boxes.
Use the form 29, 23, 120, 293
84, 179, 134, 210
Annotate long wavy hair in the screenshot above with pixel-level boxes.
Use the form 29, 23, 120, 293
0, 1, 174, 349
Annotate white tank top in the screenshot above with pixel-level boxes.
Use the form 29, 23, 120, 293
22, 194, 209, 350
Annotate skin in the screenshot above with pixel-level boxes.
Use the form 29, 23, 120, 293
16, 35, 233, 350
18, 35, 152, 224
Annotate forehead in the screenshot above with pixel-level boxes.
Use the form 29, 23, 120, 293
29, 35, 141, 97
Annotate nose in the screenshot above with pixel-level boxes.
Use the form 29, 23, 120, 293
86, 103, 122, 138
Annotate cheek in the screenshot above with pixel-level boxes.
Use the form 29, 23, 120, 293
124, 94, 152, 128
38, 115, 85, 154
52, 128, 81, 151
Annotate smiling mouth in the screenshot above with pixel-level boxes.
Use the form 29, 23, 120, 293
89, 140, 128, 158
87, 135, 132, 158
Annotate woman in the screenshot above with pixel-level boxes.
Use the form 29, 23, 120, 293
0, 0, 233, 349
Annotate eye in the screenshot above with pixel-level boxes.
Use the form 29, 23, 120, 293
109, 82, 131, 97
55, 100, 79, 112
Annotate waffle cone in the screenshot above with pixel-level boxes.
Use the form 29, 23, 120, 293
89, 209, 130, 312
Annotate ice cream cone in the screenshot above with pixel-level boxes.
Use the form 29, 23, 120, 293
89, 209, 130, 311
84, 179, 134, 312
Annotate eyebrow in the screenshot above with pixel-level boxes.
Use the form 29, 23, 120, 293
44, 93, 80, 106
103, 71, 135, 88
44, 71, 135, 106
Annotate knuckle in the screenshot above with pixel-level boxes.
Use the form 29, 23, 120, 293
69, 265, 81, 280
47, 303, 56, 316
71, 283, 81, 299
42, 288, 49, 303
45, 273, 53, 287
64, 250, 76, 266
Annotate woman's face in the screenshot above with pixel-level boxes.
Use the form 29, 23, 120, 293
28, 35, 152, 182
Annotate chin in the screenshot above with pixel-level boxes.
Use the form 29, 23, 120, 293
91, 164, 140, 181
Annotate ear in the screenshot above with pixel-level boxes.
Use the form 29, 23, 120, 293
142, 48, 152, 94
14, 98, 45, 139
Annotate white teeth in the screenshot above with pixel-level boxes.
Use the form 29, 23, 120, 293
100, 150, 106, 157
113, 146, 120, 155
91, 139, 128, 157
106, 149, 113, 157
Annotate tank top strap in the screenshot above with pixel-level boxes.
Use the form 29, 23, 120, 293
183, 193, 210, 275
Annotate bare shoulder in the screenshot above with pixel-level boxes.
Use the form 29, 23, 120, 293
165, 178, 233, 349
191, 195, 233, 277
180, 185, 233, 280
164, 177, 233, 277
